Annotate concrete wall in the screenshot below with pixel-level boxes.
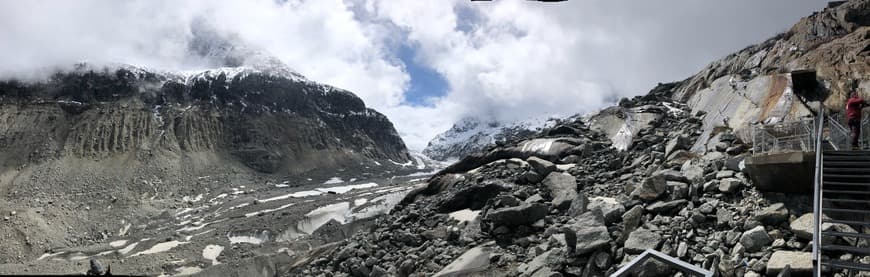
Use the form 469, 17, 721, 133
744, 151, 815, 194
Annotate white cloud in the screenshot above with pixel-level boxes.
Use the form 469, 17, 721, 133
0, 0, 830, 151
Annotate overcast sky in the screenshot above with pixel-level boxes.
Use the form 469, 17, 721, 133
0, 0, 830, 150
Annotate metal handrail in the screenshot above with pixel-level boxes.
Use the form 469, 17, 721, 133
812, 105, 825, 277
610, 249, 713, 277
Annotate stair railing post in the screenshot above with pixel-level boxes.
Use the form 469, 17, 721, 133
812, 105, 825, 277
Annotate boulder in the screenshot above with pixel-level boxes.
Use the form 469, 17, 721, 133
766, 251, 813, 276
681, 163, 705, 183
527, 157, 557, 177
484, 203, 549, 227
666, 181, 689, 200
564, 211, 611, 255
519, 249, 564, 276
632, 175, 667, 201
665, 136, 690, 157
645, 199, 688, 213
715, 170, 736, 179
587, 197, 625, 224
438, 181, 508, 212
433, 244, 493, 277
624, 228, 662, 254
754, 203, 788, 225
739, 226, 772, 252
790, 213, 835, 242
566, 194, 589, 217
619, 205, 644, 243
542, 172, 578, 209
718, 178, 741, 193
716, 209, 733, 227
726, 145, 746, 155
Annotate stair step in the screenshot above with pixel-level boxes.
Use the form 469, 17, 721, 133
824, 174, 870, 179
824, 161, 870, 167
824, 156, 870, 161
825, 151, 870, 156
824, 198, 870, 204
821, 245, 870, 256
825, 219, 870, 228
824, 208, 870, 215
822, 259, 870, 271
822, 231, 870, 240
825, 168, 870, 174
823, 181, 870, 187
822, 190, 870, 195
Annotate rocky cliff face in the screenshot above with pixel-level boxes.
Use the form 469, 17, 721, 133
0, 65, 410, 175
671, 0, 870, 132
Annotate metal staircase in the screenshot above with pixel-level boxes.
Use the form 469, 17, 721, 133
813, 109, 870, 276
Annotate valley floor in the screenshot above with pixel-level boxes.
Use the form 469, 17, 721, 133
0, 168, 433, 276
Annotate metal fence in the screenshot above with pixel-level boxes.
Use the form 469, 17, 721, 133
826, 112, 870, 150
751, 112, 870, 154
752, 118, 818, 154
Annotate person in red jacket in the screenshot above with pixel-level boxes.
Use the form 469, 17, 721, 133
846, 92, 868, 149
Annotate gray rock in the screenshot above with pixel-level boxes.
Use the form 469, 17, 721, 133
681, 163, 705, 183
421, 226, 450, 241
520, 249, 563, 276
665, 136, 690, 158
702, 180, 719, 192
525, 193, 545, 204
521, 171, 543, 184
655, 169, 689, 182
587, 197, 625, 224
677, 241, 688, 258
566, 194, 588, 216
432, 244, 492, 277
624, 228, 662, 254
484, 203, 549, 227
718, 178, 741, 193
766, 251, 812, 276
698, 202, 715, 214
619, 205, 644, 243
371, 265, 388, 277
530, 267, 562, 277
716, 209, 733, 227
666, 181, 689, 200
645, 199, 688, 213
739, 226, 772, 252
726, 145, 745, 155
790, 213, 835, 242
715, 170, 736, 179
754, 203, 788, 225
399, 259, 416, 276
542, 172, 578, 209
527, 157, 557, 177
632, 175, 667, 201
565, 211, 611, 255
87, 258, 105, 276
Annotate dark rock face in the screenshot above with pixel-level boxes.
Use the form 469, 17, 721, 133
0, 65, 410, 174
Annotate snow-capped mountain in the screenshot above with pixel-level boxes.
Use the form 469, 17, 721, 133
423, 116, 566, 161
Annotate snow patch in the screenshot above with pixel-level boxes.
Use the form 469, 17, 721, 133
109, 240, 128, 248
202, 245, 224, 265
245, 203, 294, 217
449, 209, 481, 223
130, 241, 188, 257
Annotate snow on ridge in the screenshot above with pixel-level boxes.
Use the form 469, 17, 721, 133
423, 115, 567, 161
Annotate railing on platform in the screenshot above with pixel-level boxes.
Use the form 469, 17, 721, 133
752, 118, 818, 154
